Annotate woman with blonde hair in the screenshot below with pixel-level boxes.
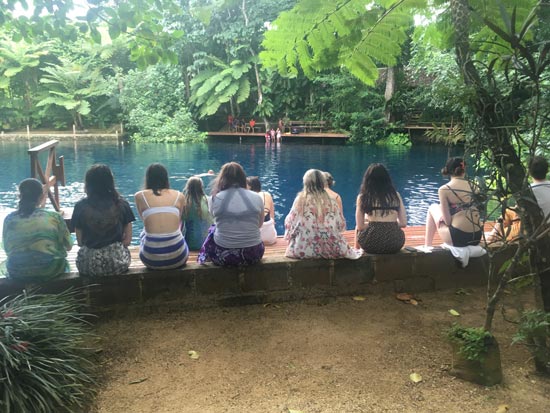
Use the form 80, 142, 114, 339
284, 169, 361, 259
182, 176, 213, 250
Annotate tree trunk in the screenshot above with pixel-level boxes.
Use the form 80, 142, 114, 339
451, 0, 550, 315
384, 66, 395, 123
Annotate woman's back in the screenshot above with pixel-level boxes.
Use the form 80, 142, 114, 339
439, 178, 481, 232
182, 195, 213, 250
3, 209, 72, 279
136, 189, 183, 234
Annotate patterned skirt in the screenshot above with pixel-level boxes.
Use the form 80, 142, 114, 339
76, 242, 131, 277
358, 221, 405, 254
139, 230, 189, 270
198, 225, 265, 267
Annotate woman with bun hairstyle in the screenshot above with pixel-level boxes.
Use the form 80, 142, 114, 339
424, 157, 482, 247
71, 164, 135, 276
355, 163, 407, 254
3, 178, 72, 280
198, 162, 265, 267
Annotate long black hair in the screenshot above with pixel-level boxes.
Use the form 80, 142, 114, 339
84, 164, 120, 204
145, 163, 170, 196
17, 178, 43, 217
358, 163, 399, 215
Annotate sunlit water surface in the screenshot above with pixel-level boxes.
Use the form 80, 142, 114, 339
0, 140, 452, 243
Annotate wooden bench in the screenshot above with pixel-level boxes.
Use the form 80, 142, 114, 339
287, 120, 327, 133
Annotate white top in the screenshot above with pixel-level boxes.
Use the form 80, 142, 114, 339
531, 181, 550, 221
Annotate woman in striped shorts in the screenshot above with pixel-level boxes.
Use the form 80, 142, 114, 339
135, 163, 189, 269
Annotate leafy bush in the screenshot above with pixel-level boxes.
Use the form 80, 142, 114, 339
377, 132, 411, 146
0, 290, 97, 412
447, 324, 494, 362
513, 310, 550, 373
120, 65, 205, 142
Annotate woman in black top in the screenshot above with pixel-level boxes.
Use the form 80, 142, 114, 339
355, 163, 407, 253
71, 164, 135, 276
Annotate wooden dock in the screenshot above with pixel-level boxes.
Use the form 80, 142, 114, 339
206, 131, 349, 140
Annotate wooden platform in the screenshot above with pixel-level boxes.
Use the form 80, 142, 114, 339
0, 224, 492, 275
206, 132, 349, 140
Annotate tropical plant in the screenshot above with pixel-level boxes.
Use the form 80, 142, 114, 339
37, 57, 112, 129
0, 289, 97, 412
513, 310, 550, 374
119, 64, 204, 142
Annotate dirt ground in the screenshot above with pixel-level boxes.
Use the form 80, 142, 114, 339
92, 287, 550, 413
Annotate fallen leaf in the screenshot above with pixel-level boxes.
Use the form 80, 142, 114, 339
129, 377, 148, 385
188, 350, 200, 360
288, 410, 303, 413
396, 293, 414, 301
352, 296, 367, 301
409, 299, 419, 306
495, 404, 509, 413
409, 372, 423, 383
449, 309, 460, 316
263, 303, 271, 307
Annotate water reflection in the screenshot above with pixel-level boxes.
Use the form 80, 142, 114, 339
0, 140, 451, 242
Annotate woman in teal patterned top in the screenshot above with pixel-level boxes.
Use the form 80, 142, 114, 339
181, 176, 213, 250
3, 178, 73, 280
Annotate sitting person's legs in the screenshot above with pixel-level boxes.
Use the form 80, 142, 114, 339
425, 204, 452, 246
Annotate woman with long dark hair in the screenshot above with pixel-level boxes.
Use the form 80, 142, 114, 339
285, 169, 361, 259
181, 176, 213, 250
355, 163, 407, 254
246, 176, 277, 245
198, 162, 265, 267
3, 178, 72, 280
71, 164, 135, 276
424, 157, 482, 247
135, 163, 188, 269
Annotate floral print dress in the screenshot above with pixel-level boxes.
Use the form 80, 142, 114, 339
284, 200, 362, 259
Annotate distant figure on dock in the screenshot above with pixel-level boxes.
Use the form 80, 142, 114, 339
276, 128, 282, 142
278, 118, 285, 134
227, 114, 234, 131
3, 178, 73, 280
71, 164, 135, 276
265, 130, 271, 143
249, 118, 256, 133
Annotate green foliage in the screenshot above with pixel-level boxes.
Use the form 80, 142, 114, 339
261, 0, 425, 85
189, 57, 252, 118
378, 132, 411, 146
0, 289, 96, 413
514, 311, 550, 344
120, 65, 205, 142
513, 310, 550, 372
447, 324, 494, 362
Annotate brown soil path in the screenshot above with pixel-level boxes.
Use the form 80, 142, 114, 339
92, 288, 549, 413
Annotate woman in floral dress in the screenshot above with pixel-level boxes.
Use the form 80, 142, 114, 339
284, 169, 362, 259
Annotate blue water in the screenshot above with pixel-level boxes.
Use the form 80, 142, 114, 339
0, 140, 451, 242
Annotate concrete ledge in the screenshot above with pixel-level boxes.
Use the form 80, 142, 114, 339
0, 248, 515, 314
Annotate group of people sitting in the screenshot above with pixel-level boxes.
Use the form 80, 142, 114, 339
3, 156, 550, 281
